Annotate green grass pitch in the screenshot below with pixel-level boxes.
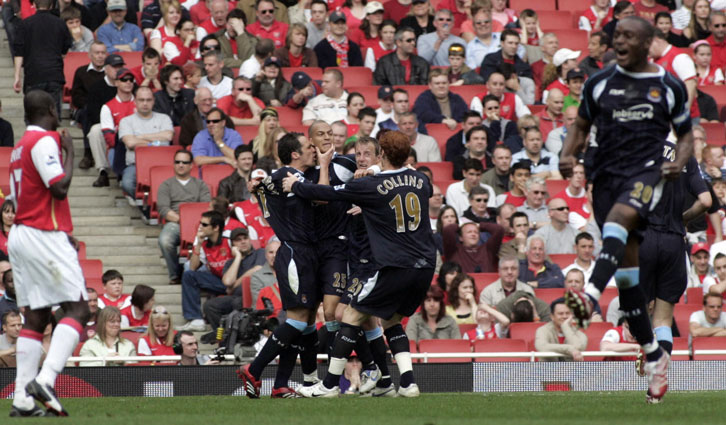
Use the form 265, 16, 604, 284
1, 392, 724, 424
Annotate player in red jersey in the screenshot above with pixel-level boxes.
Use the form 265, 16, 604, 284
8, 91, 90, 417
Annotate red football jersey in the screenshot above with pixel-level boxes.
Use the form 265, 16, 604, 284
10, 127, 73, 232
200, 237, 233, 278
121, 305, 152, 327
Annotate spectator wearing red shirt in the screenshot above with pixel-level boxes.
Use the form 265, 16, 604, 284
632, 0, 667, 24
600, 319, 640, 361
137, 305, 176, 357
0, 200, 14, 257
179, 211, 234, 331
120, 284, 155, 328
383, 0, 411, 24
495, 161, 530, 208
534, 88, 564, 140
217, 76, 265, 126
246, 0, 289, 49
707, 12, 726, 70
195, 0, 228, 41
554, 163, 590, 229
97, 269, 131, 310
349, 1, 384, 52
130, 48, 162, 92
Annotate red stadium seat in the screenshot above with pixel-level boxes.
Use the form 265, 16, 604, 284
549, 254, 576, 270
472, 338, 528, 362
235, 126, 258, 145
179, 202, 209, 253
512, 0, 555, 10
148, 165, 175, 220
558, 0, 587, 12
686, 287, 704, 305
701, 122, 726, 143
545, 179, 569, 197
399, 85, 428, 105
85, 277, 103, 293
673, 304, 701, 339
534, 288, 565, 305
418, 339, 472, 363
470, 272, 499, 295
135, 145, 181, 200
449, 85, 485, 107
201, 163, 234, 197
583, 321, 612, 361
242, 275, 253, 308
692, 337, 726, 360
281, 67, 323, 82
436, 179, 458, 196
330, 67, 373, 87
672, 337, 690, 361
536, 11, 575, 30
700, 85, 726, 105
508, 322, 546, 350
275, 106, 303, 124
118, 51, 143, 70
599, 287, 618, 315
79, 259, 103, 281
545, 29, 588, 53
77, 241, 87, 260
0, 167, 9, 197
63, 52, 87, 103
419, 161, 453, 182
0, 147, 13, 168
347, 86, 381, 109
121, 331, 143, 346
425, 123, 460, 158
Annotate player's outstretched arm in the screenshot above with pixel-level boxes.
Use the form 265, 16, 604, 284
50, 129, 74, 200
559, 116, 591, 179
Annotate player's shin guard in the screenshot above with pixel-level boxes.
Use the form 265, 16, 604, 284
586, 222, 627, 301
322, 324, 360, 389
324, 321, 340, 356
617, 270, 661, 362
354, 328, 376, 370
655, 326, 673, 355
35, 319, 81, 388
299, 325, 320, 383
384, 324, 414, 388
249, 320, 304, 379
13, 330, 44, 410
274, 346, 298, 389
367, 328, 392, 387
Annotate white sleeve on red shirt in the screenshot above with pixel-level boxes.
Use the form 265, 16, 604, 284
703, 275, 718, 295
716, 68, 725, 84
672, 53, 697, 81
137, 337, 152, 355
163, 41, 182, 62
100, 104, 114, 131
30, 136, 65, 188
121, 314, 130, 328
578, 16, 593, 32
514, 94, 531, 117
149, 29, 162, 41
600, 328, 622, 344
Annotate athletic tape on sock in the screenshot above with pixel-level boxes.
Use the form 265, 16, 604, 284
603, 222, 628, 244
365, 327, 383, 341
286, 318, 308, 331
654, 326, 673, 343
615, 267, 639, 289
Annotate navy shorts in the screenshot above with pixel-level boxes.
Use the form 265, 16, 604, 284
274, 241, 320, 310
592, 169, 664, 229
351, 267, 434, 320
341, 262, 378, 305
638, 229, 688, 304
316, 237, 349, 297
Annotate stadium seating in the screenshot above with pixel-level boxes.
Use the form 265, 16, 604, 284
470, 272, 499, 295
599, 287, 619, 316
699, 85, 726, 105
536, 11, 574, 30
673, 304, 701, 339
347, 86, 381, 109
534, 288, 564, 305
418, 339, 472, 363
63, 52, 87, 104
672, 337, 690, 361
80, 259, 103, 282
701, 122, 726, 144
201, 163, 234, 197
242, 275, 253, 308
472, 338, 528, 362
118, 51, 143, 70
147, 165, 176, 220
511, 0, 556, 10
86, 277, 103, 293
544, 29, 588, 53
179, 202, 209, 254
545, 179, 569, 197
558, 0, 586, 12
449, 85, 484, 106
582, 321, 612, 361
281, 67, 323, 82
686, 287, 703, 305
419, 161, 454, 182
275, 106, 304, 124
398, 85, 428, 105
135, 146, 181, 200
459, 323, 477, 336
0, 146, 12, 167
121, 331, 143, 347
425, 123, 460, 159
692, 337, 726, 360
236, 126, 258, 144
330, 67, 373, 87
508, 322, 546, 350
172, 126, 181, 145
549, 254, 576, 270
0, 167, 9, 196
77, 241, 87, 260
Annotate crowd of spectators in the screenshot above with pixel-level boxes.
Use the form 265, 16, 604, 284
7, 0, 726, 364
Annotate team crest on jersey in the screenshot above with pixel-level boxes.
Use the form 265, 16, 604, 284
647, 87, 661, 103
502, 105, 511, 114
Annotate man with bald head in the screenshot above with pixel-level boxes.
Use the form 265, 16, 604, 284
535, 88, 564, 138
546, 105, 578, 156
560, 16, 694, 403
470, 71, 531, 121
179, 87, 232, 148
534, 198, 578, 255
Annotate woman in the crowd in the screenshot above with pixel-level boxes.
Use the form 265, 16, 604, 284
683, 0, 711, 42
183, 62, 202, 90
0, 199, 15, 256
364, 20, 397, 71
79, 307, 137, 366
150, 2, 195, 65
344, 92, 365, 137
273, 23, 318, 68
693, 41, 724, 86
137, 305, 176, 357
350, 1, 384, 52
341, 0, 368, 28
120, 284, 156, 328
405, 285, 461, 342
434, 206, 458, 254
400, 0, 435, 38
446, 273, 478, 325
251, 109, 281, 162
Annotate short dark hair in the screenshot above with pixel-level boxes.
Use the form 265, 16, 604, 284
465, 125, 487, 143
654, 11, 671, 24
501, 28, 520, 43
130, 284, 155, 310
160, 64, 183, 87
355, 136, 380, 156
550, 297, 567, 314
234, 144, 253, 159
511, 298, 534, 322
462, 158, 484, 173
228, 8, 247, 23
311, 0, 328, 10
575, 232, 594, 245
482, 94, 500, 106
278, 133, 303, 165
463, 110, 482, 121
201, 210, 225, 232
175, 149, 193, 162
509, 211, 529, 227
468, 186, 489, 199
591, 31, 609, 46
142, 47, 161, 61
358, 106, 377, 121
102, 269, 123, 284
1, 309, 20, 327
60, 6, 81, 21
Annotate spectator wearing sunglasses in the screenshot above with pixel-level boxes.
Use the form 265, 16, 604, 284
533, 198, 578, 255
516, 177, 549, 230
246, 0, 289, 49
416, 9, 465, 66
374, 27, 429, 85
191, 106, 243, 169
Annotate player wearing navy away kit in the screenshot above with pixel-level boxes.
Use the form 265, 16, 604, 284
238, 133, 323, 399
9, 91, 90, 417
287, 130, 436, 398
639, 143, 710, 361
559, 17, 694, 404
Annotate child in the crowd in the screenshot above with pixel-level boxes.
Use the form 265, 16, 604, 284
120, 284, 156, 328
519, 9, 543, 47
463, 302, 511, 341
97, 269, 131, 309
562, 68, 585, 111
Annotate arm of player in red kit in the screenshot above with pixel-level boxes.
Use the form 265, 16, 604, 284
31, 130, 74, 200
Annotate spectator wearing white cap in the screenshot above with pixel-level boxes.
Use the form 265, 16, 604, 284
542, 48, 580, 103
